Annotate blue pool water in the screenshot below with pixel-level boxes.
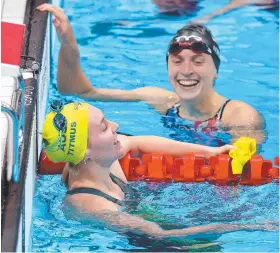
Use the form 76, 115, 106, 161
33, 0, 279, 252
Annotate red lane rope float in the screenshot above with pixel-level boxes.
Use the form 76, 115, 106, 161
39, 150, 279, 186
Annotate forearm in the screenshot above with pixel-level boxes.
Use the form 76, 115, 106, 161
163, 223, 267, 238
98, 211, 165, 237
57, 43, 83, 94
59, 43, 80, 68
206, 0, 254, 18
82, 87, 144, 102
99, 212, 270, 239
57, 42, 95, 96
129, 136, 213, 157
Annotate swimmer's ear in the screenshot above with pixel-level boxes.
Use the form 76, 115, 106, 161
83, 150, 91, 163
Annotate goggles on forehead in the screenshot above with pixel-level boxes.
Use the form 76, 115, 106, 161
43, 100, 67, 151
50, 100, 67, 132
168, 40, 212, 56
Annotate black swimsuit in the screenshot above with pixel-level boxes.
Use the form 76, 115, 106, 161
66, 173, 138, 207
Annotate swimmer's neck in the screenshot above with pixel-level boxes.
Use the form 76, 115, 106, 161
70, 159, 117, 191
179, 91, 226, 120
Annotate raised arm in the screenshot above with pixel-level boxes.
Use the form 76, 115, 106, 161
37, 4, 178, 114
191, 0, 270, 24
118, 134, 235, 158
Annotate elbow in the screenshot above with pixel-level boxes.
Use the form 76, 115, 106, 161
58, 86, 73, 95
146, 227, 167, 238
56, 75, 74, 95
56, 80, 82, 96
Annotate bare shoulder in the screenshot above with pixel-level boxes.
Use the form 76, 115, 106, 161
221, 100, 264, 128
66, 194, 119, 213
81, 85, 179, 114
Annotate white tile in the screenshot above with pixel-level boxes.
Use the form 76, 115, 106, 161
1, 0, 5, 19
1, 137, 7, 172
1, 86, 14, 97
0, 110, 8, 172
0, 116, 8, 138
0, 76, 18, 87
1, 96, 13, 105
2, 17, 25, 24
2, 0, 27, 21
1, 64, 20, 77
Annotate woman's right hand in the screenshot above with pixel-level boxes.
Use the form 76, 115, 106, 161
37, 4, 77, 46
207, 144, 236, 157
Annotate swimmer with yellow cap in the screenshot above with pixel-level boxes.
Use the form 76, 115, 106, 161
41, 100, 276, 238
42, 100, 235, 168
42, 101, 89, 165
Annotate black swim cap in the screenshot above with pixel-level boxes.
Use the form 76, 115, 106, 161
167, 24, 220, 72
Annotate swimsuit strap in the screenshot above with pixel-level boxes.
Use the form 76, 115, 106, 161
66, 187, 124, 205
65, 173, 127, 206
173, 103, 180, 114
216, 99, 231, 121
167, 100, 231, 122
64, 171, 125, 191
166, 102, 180, 116
109, 173, 127, 192
173, 102, 180, 110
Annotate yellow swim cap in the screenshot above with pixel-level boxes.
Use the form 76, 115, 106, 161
42, 102, 89, 165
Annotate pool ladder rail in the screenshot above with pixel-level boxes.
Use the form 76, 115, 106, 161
1, 82, 24, 183
39, 151, 279, 186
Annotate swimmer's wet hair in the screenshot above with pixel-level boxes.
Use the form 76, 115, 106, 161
168, 24, 220, 72
177, 24, 213, 35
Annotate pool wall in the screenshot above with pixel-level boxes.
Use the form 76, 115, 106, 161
1, 0, 51, 251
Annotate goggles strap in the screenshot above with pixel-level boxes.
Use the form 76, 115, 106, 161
43, 131, 63, 152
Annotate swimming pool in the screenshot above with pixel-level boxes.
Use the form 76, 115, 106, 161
32, 0, 279, 251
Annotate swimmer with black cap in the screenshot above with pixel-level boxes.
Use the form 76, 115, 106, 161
41, 100, 277, 237
166, 24, 220, 72
38, 4, 265, 142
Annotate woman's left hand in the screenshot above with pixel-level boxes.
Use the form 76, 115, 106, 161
36, 4, 76, 46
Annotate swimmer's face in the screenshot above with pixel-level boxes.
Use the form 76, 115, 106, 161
86, 106, 124, 165
168, 49, 217, 101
